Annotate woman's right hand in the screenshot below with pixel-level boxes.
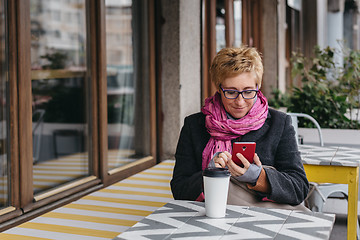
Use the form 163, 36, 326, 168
213, 151, 231, 168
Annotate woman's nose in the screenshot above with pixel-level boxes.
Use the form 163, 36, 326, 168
235, 95, 245, 104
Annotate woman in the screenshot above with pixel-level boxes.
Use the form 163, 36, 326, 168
170, 46, 309, 207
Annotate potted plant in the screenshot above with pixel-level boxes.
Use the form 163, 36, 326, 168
271, 45, 360, 130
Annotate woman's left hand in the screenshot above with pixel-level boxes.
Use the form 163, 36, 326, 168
227, 152, 261, 177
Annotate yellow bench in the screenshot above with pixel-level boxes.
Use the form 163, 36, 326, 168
1, 160, 175, 240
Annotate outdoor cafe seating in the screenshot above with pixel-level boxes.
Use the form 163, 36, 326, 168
1, 157, 339, 240
5, 113, 360, 239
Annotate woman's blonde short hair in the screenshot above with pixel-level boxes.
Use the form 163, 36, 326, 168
209, 46, 263, 89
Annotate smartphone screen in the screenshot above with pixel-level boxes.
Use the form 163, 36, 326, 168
232, 142, 256, 167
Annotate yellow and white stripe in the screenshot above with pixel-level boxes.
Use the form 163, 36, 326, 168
0, 150, 142, 199
31, 150, 139, 193
1, 160, 175, 240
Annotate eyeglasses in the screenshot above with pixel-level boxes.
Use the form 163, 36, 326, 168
220, 86, 258, 99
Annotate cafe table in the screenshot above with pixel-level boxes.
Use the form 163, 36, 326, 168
299, 144, 360, 240
114, 200, 335, 240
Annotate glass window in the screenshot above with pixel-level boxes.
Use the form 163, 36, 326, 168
216, 0, 226, 52
106, 0, 151, 171
233, 0, 242, 47
0, 0, 9, 209
30, 0, 90, 195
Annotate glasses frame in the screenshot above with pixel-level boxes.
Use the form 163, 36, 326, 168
220, 86, 259, 99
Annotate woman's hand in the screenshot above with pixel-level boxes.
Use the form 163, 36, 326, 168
227, 153, 261, 177
214, 151, 262, 176
213, 151, 231, 168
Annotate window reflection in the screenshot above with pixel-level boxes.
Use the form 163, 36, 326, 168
30, 0, 89, 195
216, 0, 226, 52
234, 0, 242, 47
0, 0, 9, 209
106, 1, 150, 171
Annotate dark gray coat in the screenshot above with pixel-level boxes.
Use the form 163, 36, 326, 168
170, 108, 309, 205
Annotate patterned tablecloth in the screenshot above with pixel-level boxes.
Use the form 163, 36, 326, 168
114, 200, 335, 240
299, 144, 360, 167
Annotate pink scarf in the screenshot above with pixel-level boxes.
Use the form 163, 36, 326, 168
201, 91, 268, 169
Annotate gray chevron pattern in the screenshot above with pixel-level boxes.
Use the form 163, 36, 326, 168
115, 200, 335, 240
299, 145, 360, 167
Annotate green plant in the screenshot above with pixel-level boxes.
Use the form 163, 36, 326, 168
285, 46, 360, 129
268, 87, 290, 109
336, 46, 360, 127
40, 51, 67, 69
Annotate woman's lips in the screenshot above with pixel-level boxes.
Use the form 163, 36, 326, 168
234, 106, 247, 110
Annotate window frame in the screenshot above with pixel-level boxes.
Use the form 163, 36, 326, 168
0, 0, 157, 229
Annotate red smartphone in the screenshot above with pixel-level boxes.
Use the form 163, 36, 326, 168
232, 142, 256, 167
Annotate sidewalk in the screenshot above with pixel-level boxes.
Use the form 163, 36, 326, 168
298, 128, 360, 239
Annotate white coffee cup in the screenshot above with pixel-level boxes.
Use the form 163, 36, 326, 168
203, 167, 231, 218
